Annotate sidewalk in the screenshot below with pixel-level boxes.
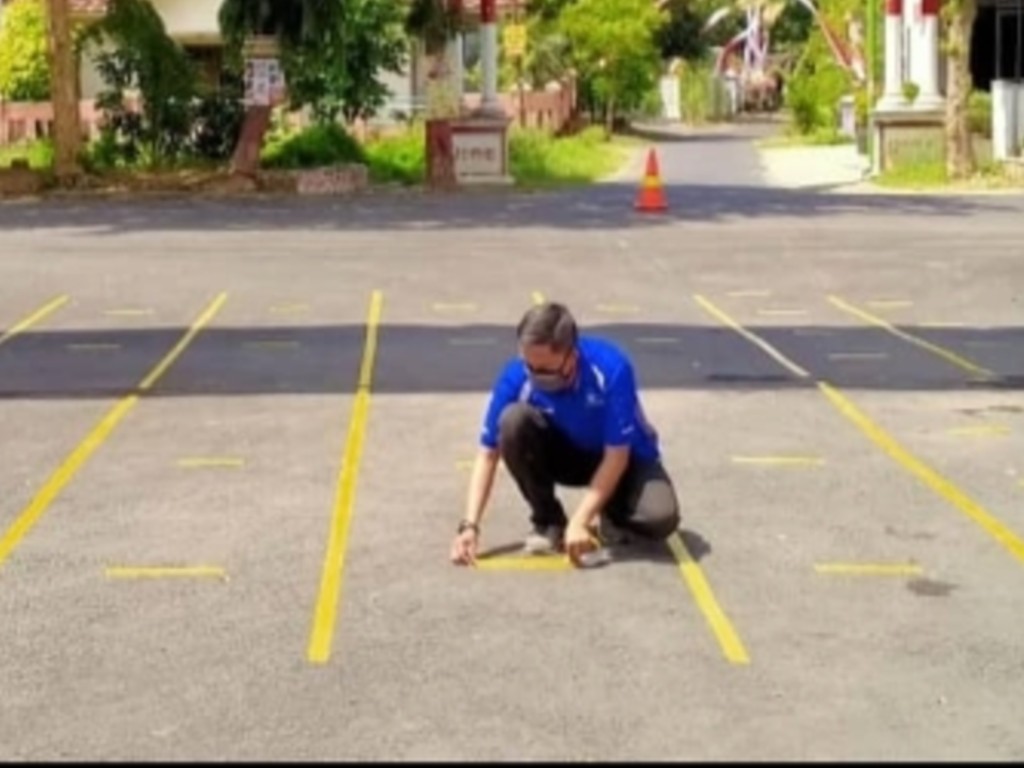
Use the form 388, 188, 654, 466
756, 143, 873, 192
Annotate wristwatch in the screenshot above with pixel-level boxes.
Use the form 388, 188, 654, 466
457, 520, 479, 534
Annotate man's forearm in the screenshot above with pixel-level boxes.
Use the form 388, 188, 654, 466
571, 448, 630, 527
464, 448, 500, 526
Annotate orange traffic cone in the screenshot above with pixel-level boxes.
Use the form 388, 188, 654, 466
634, 148, 668, 213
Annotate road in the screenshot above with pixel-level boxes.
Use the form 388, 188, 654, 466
1, 124, 1023, 760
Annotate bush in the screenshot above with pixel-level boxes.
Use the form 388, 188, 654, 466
364, 125, 425, 184
261, 123, 367, 170
509, 126, 621, 185
968, 90, 991, 138
0, 139, 53, 169
679, 61, 714, 124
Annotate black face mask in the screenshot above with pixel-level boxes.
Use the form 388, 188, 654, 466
526, 350, 575, 392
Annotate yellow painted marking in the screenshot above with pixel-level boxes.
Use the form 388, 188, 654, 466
920, 321, 967, 329
242, 340, 300, 350
827, 295, 995, 378
105, 566, 227, 580
308, 290, 383, 665
694, 295, 810, 378
667, 532, 749, 665
828, 352, 889, 361
819, 382, 1024, 564
177, 457, 245, 468
475, 555, 572, 571
448, 337, 496, 346
432, 302, 477, 312
731, 456, 825, 466
104, 308, 154, 317
814, 563, 923, 576
866, 299, 913, 310
757, 308, 808, 317
947, 425, 1010, 437
596, 303, 640, 314
66, 343, 121, 352
270, 303, 310, 314
0, 293, 227, 572
0, 295, 69, 348
726, 289, 772, 298
456, 460, 474, 471
696, 294, 1024, 568
532, 291, 546, 306
637, 337, 680, 345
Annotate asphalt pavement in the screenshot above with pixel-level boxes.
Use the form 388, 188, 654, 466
1, 123, 1023, 760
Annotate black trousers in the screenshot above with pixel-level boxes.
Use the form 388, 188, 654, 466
497, 402, 681, 540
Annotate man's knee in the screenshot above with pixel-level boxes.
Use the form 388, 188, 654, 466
632, 478, 681, 540
497, 402, 541, 454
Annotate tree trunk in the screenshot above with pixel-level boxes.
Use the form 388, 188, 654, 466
46, 0, 82, 182
944, 0, 978, 179
230, 104, 272, 176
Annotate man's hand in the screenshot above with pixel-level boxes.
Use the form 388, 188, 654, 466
450, 528, 479, 566
565, 516, 598, 567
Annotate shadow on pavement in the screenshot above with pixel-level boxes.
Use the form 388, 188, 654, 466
474, 528, 710, 566
0, 322, 1021, 400
0, 182, 1020, 234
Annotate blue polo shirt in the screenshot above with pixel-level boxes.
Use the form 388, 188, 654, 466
479, 335, 661, 463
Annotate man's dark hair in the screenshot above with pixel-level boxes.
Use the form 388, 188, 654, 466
516, 302, 578, 353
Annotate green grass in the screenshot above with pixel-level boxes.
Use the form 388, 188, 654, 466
364, 126, 425, 185
875, 159, 1023, 191
0, 139, 54, 170
509, 126, 632, 187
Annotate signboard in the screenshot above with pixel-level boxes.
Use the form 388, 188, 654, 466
244, 58, 286, 107
503, 24, 527, 58
452, 130, 503, 179
659, 75, 681, 121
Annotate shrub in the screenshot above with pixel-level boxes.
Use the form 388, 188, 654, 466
261, 123, 367, 170
364, 125, 425, 184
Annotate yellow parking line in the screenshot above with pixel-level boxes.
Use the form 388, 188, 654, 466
731, 456, 825, 466
726, 289, 772, 298
105, 566, 227, 580
432, 302, 477, 312
532, 291, 546, 306
475, 555, 572, 572
104, 308, 154, 317
827, 295, 995, 379
0, 295, 69, 348
596, 303, 640, 314
0, 293, 228, 572
695, 294, 1024, 567
308, 290, 383, 665
757, 308, 807, 317
667, 532, 749, 665
695, 295, 810, 379
814, 563, 923, 576
946, 425, 1010, 437
177, 457, 245, 468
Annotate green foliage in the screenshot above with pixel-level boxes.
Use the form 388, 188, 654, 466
679, 59, 717, 124
785, 23, 851, 135
261, 122, 368, 169
403, 0, 463, 55
364, 125, 425, 184
283, 0, 407, 124
82, 0, 198, 167
0, 0, 51, 101
558, 0, 666, 124
0, 138, 54, 169
509, 125, 626, 185
968, 90, 991, 137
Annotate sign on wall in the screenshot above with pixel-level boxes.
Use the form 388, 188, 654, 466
244, 58, 286, 107
452, 131, 504, 179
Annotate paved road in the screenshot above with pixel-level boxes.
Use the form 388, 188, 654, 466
1, 127, 1024, 760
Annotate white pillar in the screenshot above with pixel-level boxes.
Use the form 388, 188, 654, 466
914, 0, 943, 108
478, 0, 502, 115
446, 33, 464, 109
878, 0, 906, 109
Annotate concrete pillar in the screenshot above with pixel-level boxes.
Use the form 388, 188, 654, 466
878, 0, 906, 109
478, 0, 502, 115
914, 0, 943, 108
446, 33, 465, 109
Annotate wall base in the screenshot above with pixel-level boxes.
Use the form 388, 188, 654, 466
870, 107, 945, 175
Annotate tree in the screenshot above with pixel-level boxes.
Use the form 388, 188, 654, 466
942, 0, 977, 179
45, 0, 82, 180
0, 0, 51, 101
283, 0, 407, 123
559, 0, 667, 136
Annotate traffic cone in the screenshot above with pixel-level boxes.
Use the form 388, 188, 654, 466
634, 148, 668, 213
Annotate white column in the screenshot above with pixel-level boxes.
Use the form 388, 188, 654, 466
478, 0, 502, 115
914, 0, 943, 108
878, 0, 906, 109
446, 34, 465, 109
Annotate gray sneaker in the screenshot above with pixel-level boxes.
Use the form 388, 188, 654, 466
524, 526, 565, 555
596, 515, 633, 548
